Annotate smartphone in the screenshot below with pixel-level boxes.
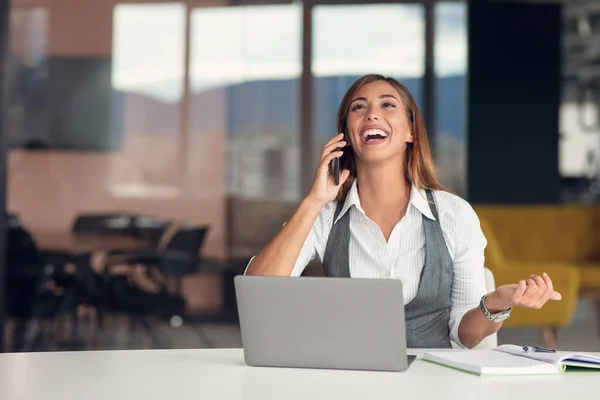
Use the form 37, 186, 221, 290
331, 157, 340, 185
329, 129, 346, 185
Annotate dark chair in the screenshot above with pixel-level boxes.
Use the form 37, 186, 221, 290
98, 225, 210, 347
159, 225, 209, 279
131, 216, 172, 246
6, 226, 69, 351
104, 225, 209, 298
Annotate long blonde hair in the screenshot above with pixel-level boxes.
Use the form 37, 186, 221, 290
335, 74, 445, 202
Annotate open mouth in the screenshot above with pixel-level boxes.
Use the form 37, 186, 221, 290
360, 128, 388, 145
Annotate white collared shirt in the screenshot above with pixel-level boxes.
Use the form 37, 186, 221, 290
248, 180, 488, 347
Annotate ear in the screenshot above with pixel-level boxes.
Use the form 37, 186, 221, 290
406, 130, 414, 143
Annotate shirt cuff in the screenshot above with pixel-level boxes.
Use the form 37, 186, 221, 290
449, 312, 468, 349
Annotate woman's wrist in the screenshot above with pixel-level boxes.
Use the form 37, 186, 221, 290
484, 291, 512, 314
304, 193, 329, 209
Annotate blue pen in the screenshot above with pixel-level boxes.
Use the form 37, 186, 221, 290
522, 346, 556, 353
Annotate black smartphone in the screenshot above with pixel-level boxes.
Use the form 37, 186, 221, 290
329, 129, 346, 185
331, 157, 340, 185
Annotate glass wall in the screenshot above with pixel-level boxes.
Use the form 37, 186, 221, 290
189, 4, 302, 256
434, 1, 467, 196
111, 3, 186, 196
3, 0, 468, 352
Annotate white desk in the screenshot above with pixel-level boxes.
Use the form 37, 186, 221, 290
1, 348, 599, 400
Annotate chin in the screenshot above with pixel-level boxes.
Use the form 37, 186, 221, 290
355, 150, 402, 166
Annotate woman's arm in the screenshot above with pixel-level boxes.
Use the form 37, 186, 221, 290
459, 274, 561, 349
445, 197, 561, 348
457, 295, 504, 349
245, 134, 350, 276
443, 195, 561, 348
245, 196, 324, 276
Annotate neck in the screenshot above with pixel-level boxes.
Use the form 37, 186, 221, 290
355, 158, 410, 210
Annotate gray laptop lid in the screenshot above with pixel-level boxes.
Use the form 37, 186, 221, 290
234, 275, 409, 372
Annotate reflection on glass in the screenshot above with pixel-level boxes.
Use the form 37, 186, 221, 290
189, 4, 301, 200
7, 7, 49, 148
189, 4, 302, 256
311, 4, 425, 155
111, 3, 186, 197
435, 1, 467, 196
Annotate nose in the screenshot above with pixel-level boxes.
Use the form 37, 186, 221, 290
365, 112, 380, 121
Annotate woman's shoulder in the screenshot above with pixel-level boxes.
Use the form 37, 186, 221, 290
429, 189, 480, 223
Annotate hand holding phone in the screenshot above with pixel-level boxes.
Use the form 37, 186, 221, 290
308, 133, 348, 206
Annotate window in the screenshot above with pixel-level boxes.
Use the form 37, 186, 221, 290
111, 3, 186, 197
435, 1, 467, 196
188, 4, 302, 201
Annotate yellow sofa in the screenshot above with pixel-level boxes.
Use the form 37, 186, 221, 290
472, 205, 600, 347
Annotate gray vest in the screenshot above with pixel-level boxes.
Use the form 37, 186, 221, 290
322, 190, 453, 348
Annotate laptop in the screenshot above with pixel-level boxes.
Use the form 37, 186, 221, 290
234, 275, 414, 372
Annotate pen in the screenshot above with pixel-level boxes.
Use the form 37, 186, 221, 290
522, 346, 556, 353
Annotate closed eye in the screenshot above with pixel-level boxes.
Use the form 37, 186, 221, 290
382, 101, 396, 108
351, 103, 366, 112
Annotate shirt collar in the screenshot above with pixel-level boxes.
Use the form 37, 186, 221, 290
410, 186, 436, 221
333, 180, 436, 224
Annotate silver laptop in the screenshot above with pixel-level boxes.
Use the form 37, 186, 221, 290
234, 275, 412, 372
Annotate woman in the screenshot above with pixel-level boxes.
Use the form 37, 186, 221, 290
245, 74, 561, 349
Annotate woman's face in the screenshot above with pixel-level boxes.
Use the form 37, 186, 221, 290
345, 80, 413, 164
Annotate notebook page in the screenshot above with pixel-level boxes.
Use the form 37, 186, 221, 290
495, 345, 600, 368
565, 355, 600, 365
423, 350, 560, 376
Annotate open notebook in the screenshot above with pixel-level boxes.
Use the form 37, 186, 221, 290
424, 345, 600, 376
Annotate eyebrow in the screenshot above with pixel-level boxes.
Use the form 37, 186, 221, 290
350, 94, 398, 104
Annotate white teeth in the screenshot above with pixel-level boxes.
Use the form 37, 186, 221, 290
362, 129, 388, 140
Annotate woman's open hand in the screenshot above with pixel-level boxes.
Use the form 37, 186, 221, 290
485, 272, 562, 312
307, 133, 350, 206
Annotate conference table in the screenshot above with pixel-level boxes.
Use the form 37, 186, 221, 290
1, 348, 599, 400
33, 232, 153, 253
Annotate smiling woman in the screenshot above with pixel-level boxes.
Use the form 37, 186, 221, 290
245, 74, 563, 350
333, 75, 443, 204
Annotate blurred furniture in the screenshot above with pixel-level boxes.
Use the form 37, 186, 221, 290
5, 225, 70, 351
71, 213, 138, 235
33, 232, 153, 253
1, 348, 599, 399
104, 225, 210, 293
21, 214, 168, 350
131, 216, 172, 245
451, 267, 497, 350
95, 224, 210, 347
474, 205, 587, 348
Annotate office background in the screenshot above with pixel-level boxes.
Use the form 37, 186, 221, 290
0, 0, 599, 352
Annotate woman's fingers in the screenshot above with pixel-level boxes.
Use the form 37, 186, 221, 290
522, 278, 539, 302
549, 291, 562, 300
516, 273, 562, 308
531, 274, 551, 307
542, 272, 562, 301
320, 134, 346, 161
510, 280, 527, 304
324, 133, 344, 148
318, 151, 344, 174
